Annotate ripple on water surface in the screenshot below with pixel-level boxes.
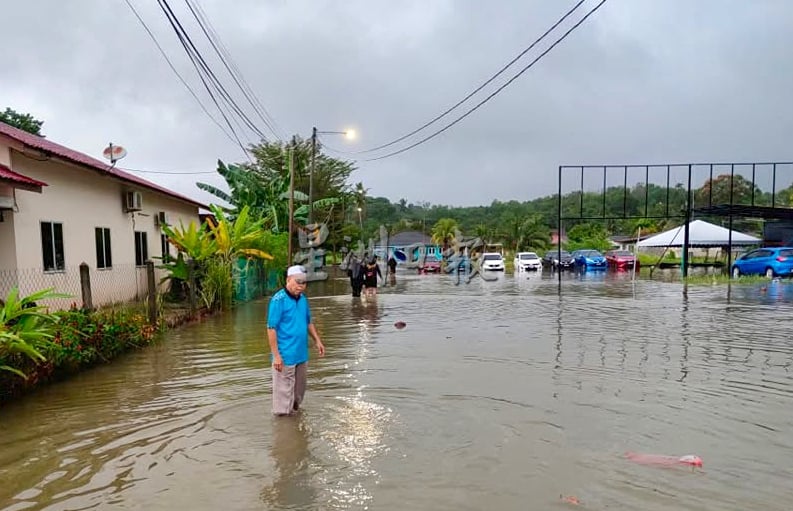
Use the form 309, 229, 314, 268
1, 273, 793, 510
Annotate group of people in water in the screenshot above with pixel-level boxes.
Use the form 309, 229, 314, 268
346, 253, 398, 297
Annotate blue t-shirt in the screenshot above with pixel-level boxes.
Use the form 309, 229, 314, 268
267, 288, 312, 366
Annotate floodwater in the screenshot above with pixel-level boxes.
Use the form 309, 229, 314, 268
1, 269, 792, 510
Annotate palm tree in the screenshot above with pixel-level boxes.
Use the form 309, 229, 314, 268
517, 214, 551, 251
431, 218, 459, 250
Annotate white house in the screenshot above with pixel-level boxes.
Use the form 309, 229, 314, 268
0, 121, 205, 308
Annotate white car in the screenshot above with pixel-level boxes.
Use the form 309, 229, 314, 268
514, 251, 542, 271
480, 252, 505, 271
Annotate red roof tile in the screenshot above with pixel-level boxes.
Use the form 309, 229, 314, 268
0, 163, 47, 190
0, 121, 207, 209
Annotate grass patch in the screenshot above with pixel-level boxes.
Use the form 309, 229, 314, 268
683, 274, 775, 285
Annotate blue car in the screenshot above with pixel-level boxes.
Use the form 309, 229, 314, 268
572, 249, 607, 270
732, 247, 793, 278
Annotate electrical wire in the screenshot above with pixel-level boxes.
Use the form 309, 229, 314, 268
158, 0, 270, 143
122, 167, 217, 175
187, 0, 284, 141
347, 0, 589, 155
359, 0, 607, 162
122, 0, 236, 144
154, 0, 251, 158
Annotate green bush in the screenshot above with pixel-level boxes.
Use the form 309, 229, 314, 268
0, 306, 156, 403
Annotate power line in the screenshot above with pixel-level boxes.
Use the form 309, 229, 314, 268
187, 0, 284, 141
157, 0, 270, 143
352, 0, 589, 155
123, 167, 217, 175
122, 0, 237, 144
154, 0, 251, 157
359, 0, 608, 163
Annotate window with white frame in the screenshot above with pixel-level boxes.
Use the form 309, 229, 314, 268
134, 231, 148, 266
41, 221, 65, 272
95, 227, 112, 269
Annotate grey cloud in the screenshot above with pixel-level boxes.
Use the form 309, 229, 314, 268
2, 0, 793, 208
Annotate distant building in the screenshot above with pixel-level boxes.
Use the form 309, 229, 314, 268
375, 230, 442, 261
550, 229, 567, 246
609, 234, 653, 251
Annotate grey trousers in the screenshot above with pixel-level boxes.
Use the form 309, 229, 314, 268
272, 362, 307, 416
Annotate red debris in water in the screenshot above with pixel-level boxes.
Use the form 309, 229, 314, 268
625, 452, 703, 467
560, 495, 581, 505
394, 321, 406, 330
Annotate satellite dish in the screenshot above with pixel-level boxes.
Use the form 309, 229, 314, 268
102, 143, 127, 163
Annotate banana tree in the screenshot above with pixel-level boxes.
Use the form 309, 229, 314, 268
206, 204, 275, 263
204, 204, 276, 310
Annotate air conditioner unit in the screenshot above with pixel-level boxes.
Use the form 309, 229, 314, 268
155, 211, 169, 226
125, 191, 143, 212
0, 196, 14, 210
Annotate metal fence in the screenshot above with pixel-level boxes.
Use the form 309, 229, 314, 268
235, 259, 280, 302
0, 263, 156, 310
1, 259, 280, 312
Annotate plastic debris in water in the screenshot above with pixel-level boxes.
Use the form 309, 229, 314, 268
625, 451, 703, 467
394, 321, 406, 330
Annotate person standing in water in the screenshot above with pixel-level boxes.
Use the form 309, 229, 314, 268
267, 265, 326, 416
387, 256, 397, 285
363, 257, 383, 297
347, 254, 364, 297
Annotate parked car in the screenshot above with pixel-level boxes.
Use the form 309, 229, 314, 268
543, 250, 575, 270
573, 249, 607, 270
419, 257, 441, 274
605, 250, 640, 271
514, 251, 542, 271
480, 252, 505, 271
731, 247, 793, 278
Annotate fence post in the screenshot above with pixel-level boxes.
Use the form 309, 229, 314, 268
79, 262, 93, 311
146, 260, 157, 325
187, 259, 198, 318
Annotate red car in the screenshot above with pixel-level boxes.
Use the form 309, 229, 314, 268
419, 258, 441, 274
605, 250, 640, 271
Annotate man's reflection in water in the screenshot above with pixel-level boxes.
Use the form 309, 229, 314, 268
260, 416, 317, 508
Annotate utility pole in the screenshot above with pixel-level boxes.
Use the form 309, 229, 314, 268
309, 126, 317, 225
287, 138, 296, 265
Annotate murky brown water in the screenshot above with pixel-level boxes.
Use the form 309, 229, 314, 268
2, 269, 793, 510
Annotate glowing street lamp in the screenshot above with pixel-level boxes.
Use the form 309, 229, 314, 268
309, 126, 356, 224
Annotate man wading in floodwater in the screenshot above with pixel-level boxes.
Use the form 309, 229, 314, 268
267, 265, 326, 416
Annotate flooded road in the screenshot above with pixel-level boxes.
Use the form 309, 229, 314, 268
1, 270, 792, 510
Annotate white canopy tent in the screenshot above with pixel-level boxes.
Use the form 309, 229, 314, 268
637, 220, 761, 248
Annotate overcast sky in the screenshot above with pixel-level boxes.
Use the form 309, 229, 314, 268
3, 0, 793, 207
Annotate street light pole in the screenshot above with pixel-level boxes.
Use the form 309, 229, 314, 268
287, 139, 296, 265
309, 127, 355, 226
357, 207, 363, 241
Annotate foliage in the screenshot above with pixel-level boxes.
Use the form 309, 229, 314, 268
517, 214, 551, 251
199, 257, 232, 311
0, 288, 67, 378
695, 174, 760, 208
565, 223, 612, 252
431, 218, 459, 247
0, 306, 156, 401
206, 204, 274, 263
159, 205, 276, 310
0, 107, 44, 135
198, 140, 356, 241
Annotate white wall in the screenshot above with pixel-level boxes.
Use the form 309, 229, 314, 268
9, 150, 201, 308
